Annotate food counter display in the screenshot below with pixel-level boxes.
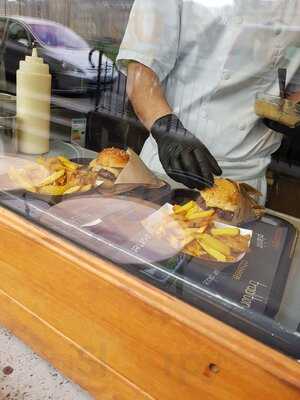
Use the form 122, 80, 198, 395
0, 140, 299, 399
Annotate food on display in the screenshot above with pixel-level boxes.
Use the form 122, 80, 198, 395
7, 147, 163, 196
197, 177, 265, 225
89, 148, 129, 187
198, 178, 240, 222
8, 156, 101, 196
152, 201, 251, 262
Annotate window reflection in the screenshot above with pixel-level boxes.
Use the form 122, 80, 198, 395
0, 0, 298, 361
29, 21, 89, 49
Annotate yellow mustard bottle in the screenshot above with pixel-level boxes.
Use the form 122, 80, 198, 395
17, 48, 52, 154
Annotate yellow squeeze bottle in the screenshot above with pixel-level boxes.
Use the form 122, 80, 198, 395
17, 48, 52, 154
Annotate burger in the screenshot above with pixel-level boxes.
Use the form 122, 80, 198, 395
90, 148, 129, 187
198, 178, 240, 221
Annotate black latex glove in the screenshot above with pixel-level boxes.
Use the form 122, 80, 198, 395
263, 118, 300, 136
151, 114, 222, 189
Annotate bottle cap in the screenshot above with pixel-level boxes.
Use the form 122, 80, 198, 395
18, 47, 49, 74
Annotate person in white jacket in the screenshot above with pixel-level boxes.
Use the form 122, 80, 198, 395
117, 0, 300, 203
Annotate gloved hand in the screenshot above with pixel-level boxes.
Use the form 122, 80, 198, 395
263, 118, 300, 136
151, 114, 222, 189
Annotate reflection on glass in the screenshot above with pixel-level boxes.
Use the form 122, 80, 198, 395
0, 1, 299, 362
29, 21, 89, 50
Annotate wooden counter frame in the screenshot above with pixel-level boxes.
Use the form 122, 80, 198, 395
0, 206, 299, 400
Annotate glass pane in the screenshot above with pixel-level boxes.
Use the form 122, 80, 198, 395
0, 0, 299, 363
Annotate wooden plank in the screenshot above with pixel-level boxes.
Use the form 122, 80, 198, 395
0, 207, 299, 400
0, 287, 152, 400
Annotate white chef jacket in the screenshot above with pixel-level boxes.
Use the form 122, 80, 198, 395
117, 0, 300, 185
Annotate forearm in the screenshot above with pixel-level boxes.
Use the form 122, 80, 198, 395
126, 62, 172, 130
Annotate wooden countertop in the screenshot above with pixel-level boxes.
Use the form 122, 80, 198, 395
0, 206, 299, 399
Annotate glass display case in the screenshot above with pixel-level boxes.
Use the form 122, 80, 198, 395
1, 140, 299, 357
0, 1, 300, 399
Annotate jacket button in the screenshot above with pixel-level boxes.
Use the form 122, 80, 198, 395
223, 71, 231, 80
200, 110, 208, 118
275, 27, 282, 36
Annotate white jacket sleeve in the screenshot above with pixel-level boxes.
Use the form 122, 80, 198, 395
117, 0, 180, 82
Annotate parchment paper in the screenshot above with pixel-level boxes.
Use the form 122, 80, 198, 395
98, 148, 165, 195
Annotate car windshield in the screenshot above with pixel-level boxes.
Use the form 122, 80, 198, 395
29, 23, 89, 49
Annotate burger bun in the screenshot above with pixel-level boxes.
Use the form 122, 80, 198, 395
200, 178, 240, 213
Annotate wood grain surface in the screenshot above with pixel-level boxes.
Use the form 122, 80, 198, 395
0, 206, 299, 400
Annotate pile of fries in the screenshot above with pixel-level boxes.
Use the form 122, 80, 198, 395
157, 201, 251, 262
8, 156, 101, 196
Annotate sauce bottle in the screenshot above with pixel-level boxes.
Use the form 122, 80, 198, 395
17, 48, 52, 154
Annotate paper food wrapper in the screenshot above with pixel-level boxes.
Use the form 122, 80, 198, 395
98, 148, 166, 195
226, 181, 265, 225
0, 155, 48, 192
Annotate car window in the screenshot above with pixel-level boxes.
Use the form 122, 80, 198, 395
7, 22, 30, 47
29, 23, 88, 49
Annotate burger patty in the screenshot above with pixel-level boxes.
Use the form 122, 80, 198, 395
197, 195, 209, 210
197, 194, 234, 221
216, 209, 234, 221
98, 169, 116, 181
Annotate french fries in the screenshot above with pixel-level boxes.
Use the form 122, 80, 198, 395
184, 240, 206, 257
57, 156, 80, 171
8, 156, 102, 196
153, 202, 251, 263
198, 233, 231, 257
186, 209, 215, 220
211, 227, 240, 237
218, 234, 251, 254
36, 170, 65, 187
63, 185, 81, 195
199, 241, 227, 262
39, 185, 67, 196
80, 184, 93, 193
174, 201, 195, 214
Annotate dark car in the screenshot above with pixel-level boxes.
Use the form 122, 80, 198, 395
0, 16, 118, 94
